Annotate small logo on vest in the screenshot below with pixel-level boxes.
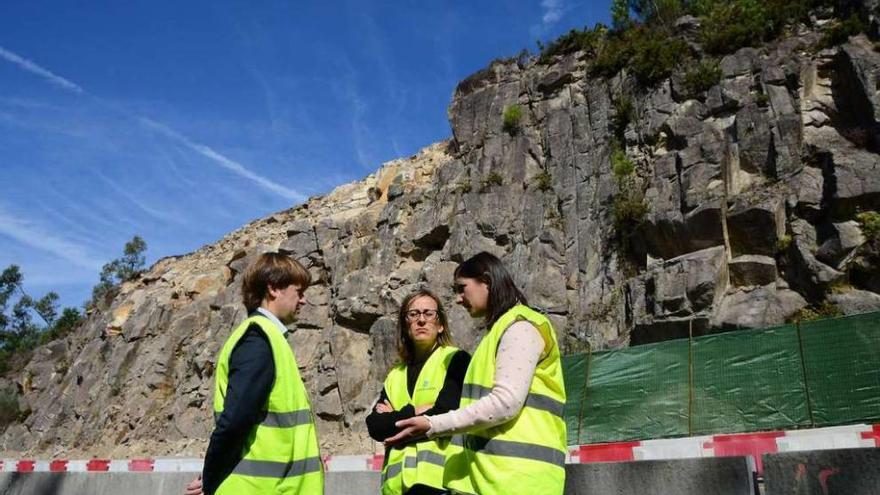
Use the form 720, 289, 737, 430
422, 380, 430, 388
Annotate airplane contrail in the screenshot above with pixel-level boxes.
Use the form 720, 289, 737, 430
0, 46, 85, 94
0, 45, 305, 202
138, 117, 305, 202
0, 207, 103, 271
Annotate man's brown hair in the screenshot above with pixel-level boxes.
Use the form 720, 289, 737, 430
241, 252, 312, 312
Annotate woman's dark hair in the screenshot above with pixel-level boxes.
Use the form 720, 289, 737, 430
397, 289, 452, 365
241, 252, 312, 312
454, 251, 527, 327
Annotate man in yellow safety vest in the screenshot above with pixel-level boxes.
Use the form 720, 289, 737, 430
185, 252, 323, 495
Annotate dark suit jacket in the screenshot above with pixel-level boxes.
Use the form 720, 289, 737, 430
202, 322, 276, 495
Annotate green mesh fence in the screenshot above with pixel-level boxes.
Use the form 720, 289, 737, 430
690, 325, 810, 435
577, 341, 689, 444
800, 313, 880, 426
562, 354, 589, 443
563, 311, 880, 445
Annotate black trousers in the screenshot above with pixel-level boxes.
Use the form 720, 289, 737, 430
406, 484, 448, 495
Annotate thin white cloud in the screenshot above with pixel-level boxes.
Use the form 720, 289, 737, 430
347, 91, 371, 169
336, 57, 373, 170
0, 206, 103, 271
0, 45, 304, 203
0, 96, 61, 111
41, 182, 125, 234
153, 144, 199, 188
0, 45, 85, 94
93, 170, 185, 224
541, 0, 564, 25
137, 117, 306, 202
431, 18, 457, 88
531, 0, 567, 39
390, 137, 403, 159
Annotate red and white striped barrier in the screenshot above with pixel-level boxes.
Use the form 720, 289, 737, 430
566, 424, 880, 475
0, 458, 204, 473
322, 454, 376, 472
862, 424, 880, 445
2, 424, 877, 474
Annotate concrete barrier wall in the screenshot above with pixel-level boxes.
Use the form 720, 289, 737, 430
10, 448, 880, 494
763, 447, 880, 495
0, 472, 196, 495
0, 471, 381, 495
326, 471, 381, 494
564, 457, 756, 495
2, 460, 757, 495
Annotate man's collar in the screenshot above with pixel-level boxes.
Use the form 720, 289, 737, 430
255, 307, 290, 336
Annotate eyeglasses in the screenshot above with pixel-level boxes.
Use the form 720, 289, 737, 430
405, 309, 439, 321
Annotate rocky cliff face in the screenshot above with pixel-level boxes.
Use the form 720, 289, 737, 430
2, 20, 879, 458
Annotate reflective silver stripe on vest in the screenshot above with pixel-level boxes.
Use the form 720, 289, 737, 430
450, 435, 465, 447
461, 383, 565, 417
463, 435, 565, 467
526, 394, 565, 417
233, 457, 322, 478
214, 410, 312, 428
417, 450, 446, 466
382, 450, 445, 484
262, 409, 312, 428
382, 462, 402, 482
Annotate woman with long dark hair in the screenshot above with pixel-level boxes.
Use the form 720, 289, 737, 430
366, 289, 471, 495
386, 252, 567, 495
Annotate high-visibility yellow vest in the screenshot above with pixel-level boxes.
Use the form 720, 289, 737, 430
381, 345, 462, 495
444, 304, 567, 495
213, 314, 323, 495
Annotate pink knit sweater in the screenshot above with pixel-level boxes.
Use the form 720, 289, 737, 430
426, 320, 545, 436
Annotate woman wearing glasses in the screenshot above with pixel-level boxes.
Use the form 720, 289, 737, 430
366, 289, 471, 495
385, 252, 567, 495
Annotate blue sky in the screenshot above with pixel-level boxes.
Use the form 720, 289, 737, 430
0, 0, 610, 311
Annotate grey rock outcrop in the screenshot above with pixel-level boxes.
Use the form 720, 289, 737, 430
829, 287, 880, 313
2, 24, 879, 459
729, 255, 778, 287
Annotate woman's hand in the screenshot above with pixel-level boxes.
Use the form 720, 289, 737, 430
375, 400, 393, 414
414, 403, 433, 415
384, 416, 431, 446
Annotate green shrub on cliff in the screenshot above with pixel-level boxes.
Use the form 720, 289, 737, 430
590, 33, 635, 78
683, 58, 722, 97
612, 148, 636, 179
591, 26, 688, 86
790, 301, 843, 322
777, 234, 793, 252
481, 172, 504, 191
630, 30, 689, 86
699, 0, 835, 54
537, 25, 606, 63
502, 105, 523, 136
610, 148, 648, 240
535, 171, 554, 192
0, 386, 21, 428
538, 0, 840, 82
90, 235, 147, 308
700, 0, 773, 54
857, 211, 880, 241
612, 96, 635, 141
819, 14, 869, 49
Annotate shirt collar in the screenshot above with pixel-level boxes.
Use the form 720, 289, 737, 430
255, 307, 290, 337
